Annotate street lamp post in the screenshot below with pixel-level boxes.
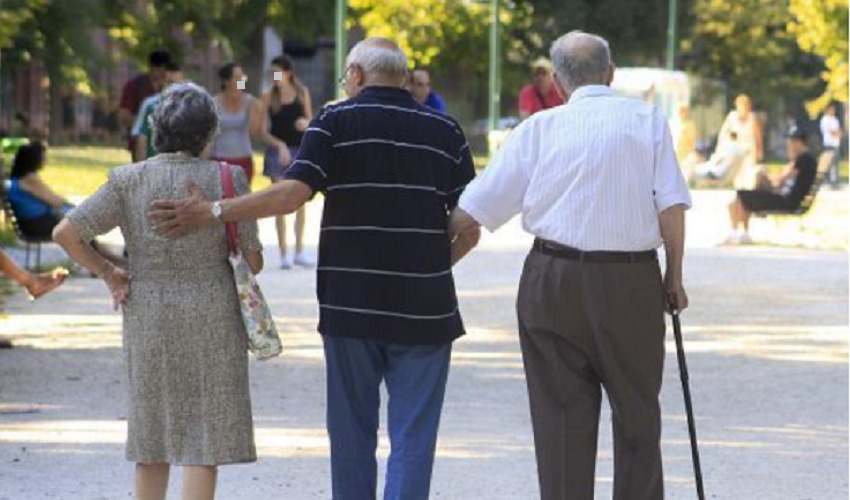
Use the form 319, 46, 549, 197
488, 0, 501, 133
335, 0, 348, 100
666, 0, 678, 71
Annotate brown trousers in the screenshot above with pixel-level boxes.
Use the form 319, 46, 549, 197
517, 248, 666, 500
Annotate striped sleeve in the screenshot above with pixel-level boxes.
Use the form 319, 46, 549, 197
446, 130, 476, 211
284, 108, 334, 195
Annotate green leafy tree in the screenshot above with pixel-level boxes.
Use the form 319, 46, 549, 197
3, 0, 107, 141
789, 0, 848, 115
513, 0, 674, 66
349, 0, 490, 68
104, 0, 333, 93
681, 0, 822, 109
0, 0, 48, 49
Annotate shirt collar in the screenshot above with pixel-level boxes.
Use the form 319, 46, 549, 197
358, 85, 415, 103
568, 85, 614, 103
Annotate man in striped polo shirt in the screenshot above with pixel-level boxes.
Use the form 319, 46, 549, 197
149, 38, 479, 500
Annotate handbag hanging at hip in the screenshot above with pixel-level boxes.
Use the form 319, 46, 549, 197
219, 162, 282, 360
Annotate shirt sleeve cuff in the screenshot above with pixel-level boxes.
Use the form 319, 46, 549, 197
655, 193, 693, 213
458, 198, 502, 233
283, 167, 324, 198
65, 211, 98, 243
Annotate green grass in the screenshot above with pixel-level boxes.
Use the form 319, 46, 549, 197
38, 146, 273, 198
40, 147, 130, 198
28, 147, 850, 199
0, 226, 17, 246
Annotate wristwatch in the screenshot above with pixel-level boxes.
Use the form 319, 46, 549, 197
211, 201, 223, 221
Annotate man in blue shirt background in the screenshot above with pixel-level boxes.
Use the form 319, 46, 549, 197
411, 68, 447, 114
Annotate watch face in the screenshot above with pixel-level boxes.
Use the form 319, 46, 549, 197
212, 202, 222, 218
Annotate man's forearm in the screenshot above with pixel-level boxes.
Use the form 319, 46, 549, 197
448, 208, 481, 266
221, 180, 312, 223
450, 233, 478, 266
659, 204, 686, 278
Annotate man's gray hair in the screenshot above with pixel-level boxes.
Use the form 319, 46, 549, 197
151, 82, 218, 156
549, 31, 611, 90
346, 37, 408, 80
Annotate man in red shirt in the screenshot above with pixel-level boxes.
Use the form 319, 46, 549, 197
518, 57, 564, 119
119, 50, 170, 159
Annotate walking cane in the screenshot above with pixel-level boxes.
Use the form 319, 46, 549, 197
672, 311, 706, 500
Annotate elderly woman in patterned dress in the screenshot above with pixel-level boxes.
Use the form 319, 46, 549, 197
53, 82, 263, 500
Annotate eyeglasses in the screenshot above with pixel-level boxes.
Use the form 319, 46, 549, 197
338, 65, 356, 88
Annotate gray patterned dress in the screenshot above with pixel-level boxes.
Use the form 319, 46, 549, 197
67, 152, 262, 466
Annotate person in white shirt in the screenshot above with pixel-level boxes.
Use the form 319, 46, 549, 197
820, 103, 843, 185
448, 30, 691, 500
718, 94, 763, 188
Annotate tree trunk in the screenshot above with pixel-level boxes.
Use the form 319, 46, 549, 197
241, 25, 266, 96
45, 59, 64, 145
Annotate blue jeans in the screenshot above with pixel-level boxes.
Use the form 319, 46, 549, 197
322, 335, 452, 500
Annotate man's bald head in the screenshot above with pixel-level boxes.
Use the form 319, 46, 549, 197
549, 31, 612, 91
346, 37, 409, 85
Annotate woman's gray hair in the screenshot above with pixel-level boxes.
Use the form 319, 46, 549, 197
346, 37, 408, 80
549, 31, 611, 90
150, 82, 218, 156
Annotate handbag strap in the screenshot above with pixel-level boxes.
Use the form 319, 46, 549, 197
218, 162, 239, 255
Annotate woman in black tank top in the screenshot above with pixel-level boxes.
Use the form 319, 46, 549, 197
262, 55, 315, 269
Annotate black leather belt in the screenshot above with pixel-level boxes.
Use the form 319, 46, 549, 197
533, 238, 657, 263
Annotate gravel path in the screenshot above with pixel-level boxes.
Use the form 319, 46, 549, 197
0, 192, 847, 499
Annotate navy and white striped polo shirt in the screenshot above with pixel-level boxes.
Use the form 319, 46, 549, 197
284, 86, 476, 345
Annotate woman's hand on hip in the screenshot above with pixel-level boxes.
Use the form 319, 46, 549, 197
103, 264, 130, 311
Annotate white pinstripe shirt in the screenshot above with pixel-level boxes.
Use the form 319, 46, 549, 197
459, 85, 692, 252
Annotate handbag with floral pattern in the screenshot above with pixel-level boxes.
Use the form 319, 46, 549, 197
220, 163, 282, 360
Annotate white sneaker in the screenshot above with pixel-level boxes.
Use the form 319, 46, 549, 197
721, 231, 741, 246
739, 233, 753, 245
294, 252, 315, 268
280, 254, 293, 269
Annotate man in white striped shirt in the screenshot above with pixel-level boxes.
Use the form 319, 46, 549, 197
450, 31, 692, 499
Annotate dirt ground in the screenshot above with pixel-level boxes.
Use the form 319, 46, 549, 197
0, 191, 847, 499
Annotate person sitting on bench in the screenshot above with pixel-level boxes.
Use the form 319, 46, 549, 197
725, 127, 816, 245
7, 142, 74, 238
7, 141, 125, 265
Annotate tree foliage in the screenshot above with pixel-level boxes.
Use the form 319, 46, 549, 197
0, 0, 48, 49
513, 0, 673, 66
788, 0, 848, 115
681, 0, 822, 108
348, 0, 490, 68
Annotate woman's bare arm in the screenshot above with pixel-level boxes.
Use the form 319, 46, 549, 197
20, 174, 68, 208
250, 98, 285, 149
53, 219, 129, 310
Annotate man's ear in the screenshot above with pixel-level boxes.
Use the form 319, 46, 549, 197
355, 66, 367, 88
606, 63, 616, 86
